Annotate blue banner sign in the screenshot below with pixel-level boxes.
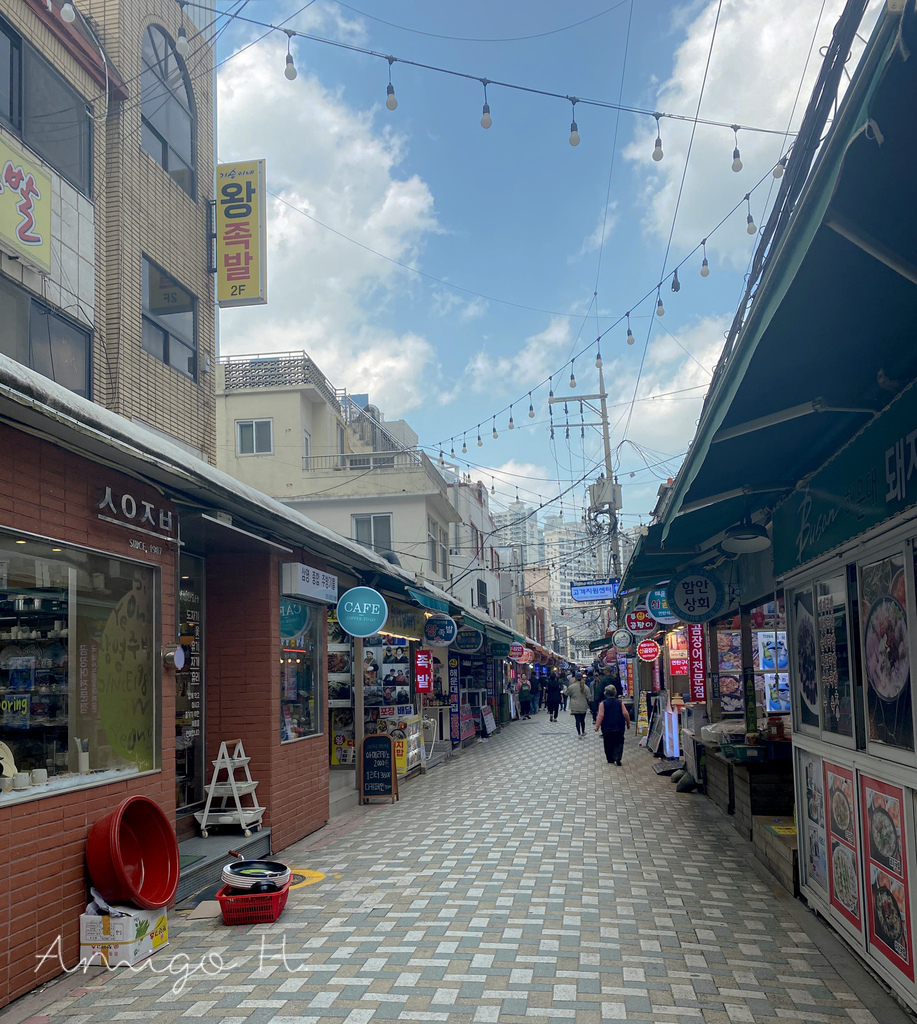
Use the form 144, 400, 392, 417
569, 578, 620, 602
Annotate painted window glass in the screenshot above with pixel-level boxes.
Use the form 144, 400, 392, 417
280, 598, 322, 742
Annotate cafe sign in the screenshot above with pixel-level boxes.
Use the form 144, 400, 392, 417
337, 587, 388, 637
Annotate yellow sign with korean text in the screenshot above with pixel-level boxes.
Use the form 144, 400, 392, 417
216, 159, 267, 307
0, 135, 51, 274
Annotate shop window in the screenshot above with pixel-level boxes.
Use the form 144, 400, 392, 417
0, 19, 92, 193
0, 532, 160, 800
353, 514, 391, 555
141, 256, 197, 379
140, 26, 195, 196
280, 598, 322, 742
0, 273, 90, 397
236, 418, 272, 455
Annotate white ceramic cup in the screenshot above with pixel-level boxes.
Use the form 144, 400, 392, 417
31, 769, 48, 785
12, 772, 30, 790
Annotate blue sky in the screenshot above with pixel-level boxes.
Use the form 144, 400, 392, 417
210, 0, 876, 531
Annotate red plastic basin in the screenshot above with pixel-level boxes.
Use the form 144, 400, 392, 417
86, 796, 179, 909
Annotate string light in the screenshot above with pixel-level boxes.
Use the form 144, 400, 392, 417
492, 417, 498, 440
745, 194, 757, 235
569, 359, 576, 388
60, 2, 76, 23
175, 2, 190, 56
652, 113, 663, 162
508, 406, 515, 429
731, 125, 743, 172
671, 268, 680, 293
477, 427, 483, 447
283, 30, 297, 80
386, 57, 398, 110
438, 449, 445, 467
462, 434, 467, 454
450, 443, 455, 457
528, 392, 535, 418
773, 155, 787, 179
700, 239, 710, 277
480, 79, 492, 129
656, 290, 665, 317
568, 98, 580, 147
594, 340, 603, 369
626, 312, 635, 345
491, 476, 496, 495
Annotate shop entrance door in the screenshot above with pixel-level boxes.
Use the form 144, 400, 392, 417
176, 554, 205, 829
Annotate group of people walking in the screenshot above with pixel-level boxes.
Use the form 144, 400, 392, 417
516, 666, 631, 765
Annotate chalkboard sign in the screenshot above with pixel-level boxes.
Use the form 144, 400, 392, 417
360, 734, 399, 804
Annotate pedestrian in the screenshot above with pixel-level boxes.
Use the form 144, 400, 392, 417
595, 684, 631, 764
564, 672, 593, 738
559, 670, 569, 710
518, 676, 532, 719
545, 671, 563, 722
529, 673, 540, 714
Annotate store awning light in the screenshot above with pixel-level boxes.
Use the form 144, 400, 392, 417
720, 514, 771, 554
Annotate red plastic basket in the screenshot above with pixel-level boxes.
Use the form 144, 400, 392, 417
215, 880, 290, 925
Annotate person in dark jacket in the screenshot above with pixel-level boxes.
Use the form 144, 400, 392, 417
544, 671, 563, 722
595, 684, 631, 764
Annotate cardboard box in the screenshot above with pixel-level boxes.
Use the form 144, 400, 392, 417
79, 905, 168, 967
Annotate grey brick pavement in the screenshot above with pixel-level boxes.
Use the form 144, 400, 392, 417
12, 719, 908, 1023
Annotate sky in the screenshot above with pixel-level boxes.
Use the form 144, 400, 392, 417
208, 0, 879, 535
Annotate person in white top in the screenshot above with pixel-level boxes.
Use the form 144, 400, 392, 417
564, 673, 594, 738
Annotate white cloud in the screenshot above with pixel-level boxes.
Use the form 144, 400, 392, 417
625, 0, 878, 268
572, 201, 619, 261
217, 37, 440, 415
430, 289, 488, 321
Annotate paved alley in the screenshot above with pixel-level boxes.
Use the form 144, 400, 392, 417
10, 720, 909, 1024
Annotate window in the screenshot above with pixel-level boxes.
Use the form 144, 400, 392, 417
428, 517, 438, 573
0, 531, 160, 800
141, 26, 195, 196
0, 273, 90, 396
469, 524, 479, 562
141, 256, 196, 379
440, 527, 448, 577
303, 430, 311, 460
477, 580, 487, 609
280, 598, 322, 742
337, 423, 346, 468
353, 514, 392, 555
236, 419, 272, 455
0, 20, 91, 193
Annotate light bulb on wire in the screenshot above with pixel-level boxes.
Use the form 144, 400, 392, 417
568, 98, 580, 146
528, 392, 535, 418
481, 103, 492, 129
477, 428, 483, 447
773, 155, 787, 179
569, 359, 577, 388
61, 2, 76, 22
462, 436, 467, 455
492, 418, 498, 440
385, 57, 398, 110
652, 114, 663, 162
700, 240, 710, 277
176, 26, 190, 57
283, 32, 297, 80
595, 342, 603, 369
731, 126, 742, 172
745, 194, 757, 235
656, 291, 665, 317
625, 312, 635, 345
508, 407, 515, 430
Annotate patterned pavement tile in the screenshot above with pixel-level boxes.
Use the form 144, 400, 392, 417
17, 718, 911, 1024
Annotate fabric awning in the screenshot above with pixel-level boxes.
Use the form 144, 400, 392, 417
406, 587, 450, 613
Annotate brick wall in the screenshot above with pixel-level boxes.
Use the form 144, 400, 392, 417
0, 423, 178, 1008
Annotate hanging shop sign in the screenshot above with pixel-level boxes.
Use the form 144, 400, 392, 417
516, 648, 534, 664
490, 642, 511, 658
385, 600, 427, 641
337, 587, 388, 637
569, 577, 620, 602
509, 641, 526, 660
97, 485, 175, 543
280, 562, 338, 604
646, 588, 680, 625
449, 656, 460, 742
612, 628, 634, 651
666, 568, 725, 623
454, 627, 483, 653
0, 134, 51, 274
215, 159, 267, 307
423, 613, 458, 646
624, 609, 657, 637
687, 623, 707, 701
636, 639, 661, 662
414, 649, 434, 693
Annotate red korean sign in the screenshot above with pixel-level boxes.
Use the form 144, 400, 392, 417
509, 641, 526, 660
625, 609, 657, 637
860, 774, 913, 980
687, 624, 707, 702
667, 629, 689, 675
636, 639, 661, 662
414, 648, 433, 693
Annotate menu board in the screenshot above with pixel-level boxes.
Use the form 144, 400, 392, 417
330, 707, 356, 765
360, 734, 397, 803
716, 630, 743, 714
817, 576, 853, 736
825, 761, 862, 930
795, 589, 820, 729
754, 630, 790, 713
798, 749, 828, 893
860, 553, 913, 751
667, 629, 688, 675
861, 775, 913, 980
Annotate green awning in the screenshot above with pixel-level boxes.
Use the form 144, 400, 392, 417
486, 625, 514, 644
459, 612, 490, 635
406, 587, 450, 613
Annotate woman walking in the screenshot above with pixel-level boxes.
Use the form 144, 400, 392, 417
595, 684, 631, 765
544, 671, 563, 722
564, 672, 593, 738
518, 676, 532, 720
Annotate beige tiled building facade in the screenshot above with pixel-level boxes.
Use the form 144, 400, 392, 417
0, 0, 215, 458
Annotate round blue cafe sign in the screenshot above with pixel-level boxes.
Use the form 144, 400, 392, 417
337, 587, 388, 638
423, 613, 458, 646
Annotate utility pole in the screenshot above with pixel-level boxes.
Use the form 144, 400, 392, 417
549, 362, 623, 629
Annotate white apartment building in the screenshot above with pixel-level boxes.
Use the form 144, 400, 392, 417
445, 474, 506, 623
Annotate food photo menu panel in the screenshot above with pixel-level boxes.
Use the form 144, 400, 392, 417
861, 775, 914, 981
825, 761, 863, 932
798, 748, 828, 894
